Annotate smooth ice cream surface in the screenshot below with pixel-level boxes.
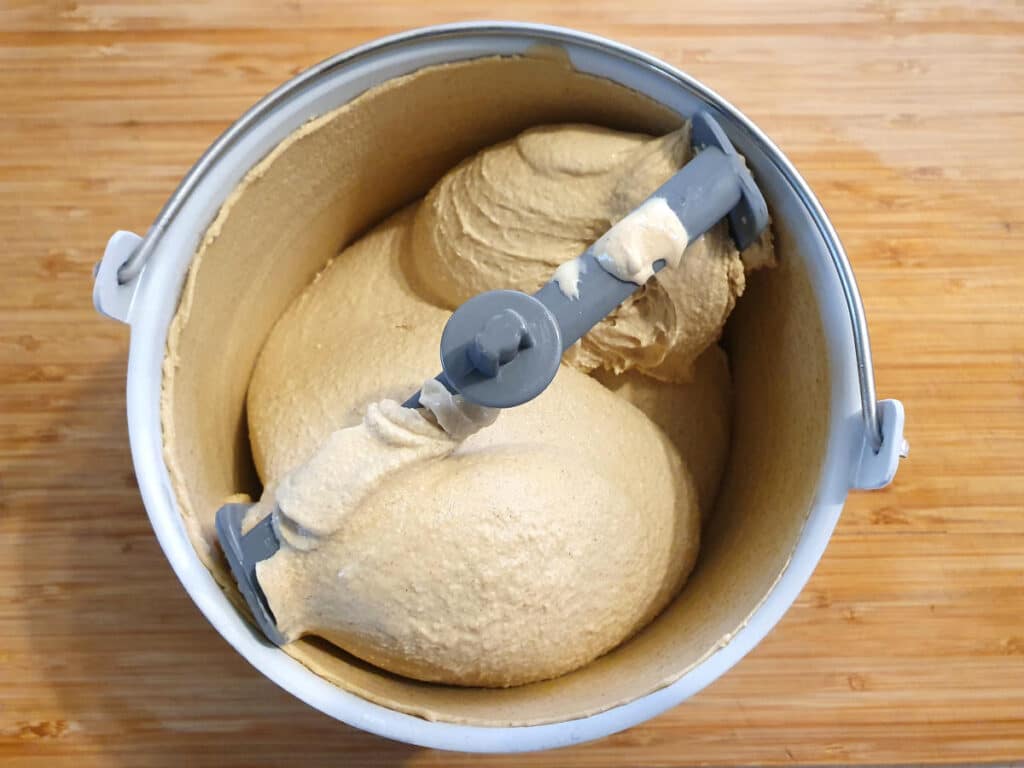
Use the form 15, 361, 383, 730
245, 120, 774, 688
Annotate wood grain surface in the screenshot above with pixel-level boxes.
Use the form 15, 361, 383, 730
2, 1, 1022, 765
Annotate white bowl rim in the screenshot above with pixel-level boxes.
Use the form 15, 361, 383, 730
107, 21, 900, 753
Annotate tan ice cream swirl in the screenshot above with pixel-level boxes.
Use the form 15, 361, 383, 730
411, 122, 773, 383
249, 374, 699, 687
245, 120, 773, 689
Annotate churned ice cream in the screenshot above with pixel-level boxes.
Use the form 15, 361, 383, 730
241, 120, 774, 688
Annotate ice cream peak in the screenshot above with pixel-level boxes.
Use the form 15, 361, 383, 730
411, 123, 772, 383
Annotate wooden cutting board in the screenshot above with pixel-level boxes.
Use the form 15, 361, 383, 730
2, 1, 1021, 765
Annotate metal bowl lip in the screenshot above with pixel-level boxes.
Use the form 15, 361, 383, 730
124, 21, 874, 752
